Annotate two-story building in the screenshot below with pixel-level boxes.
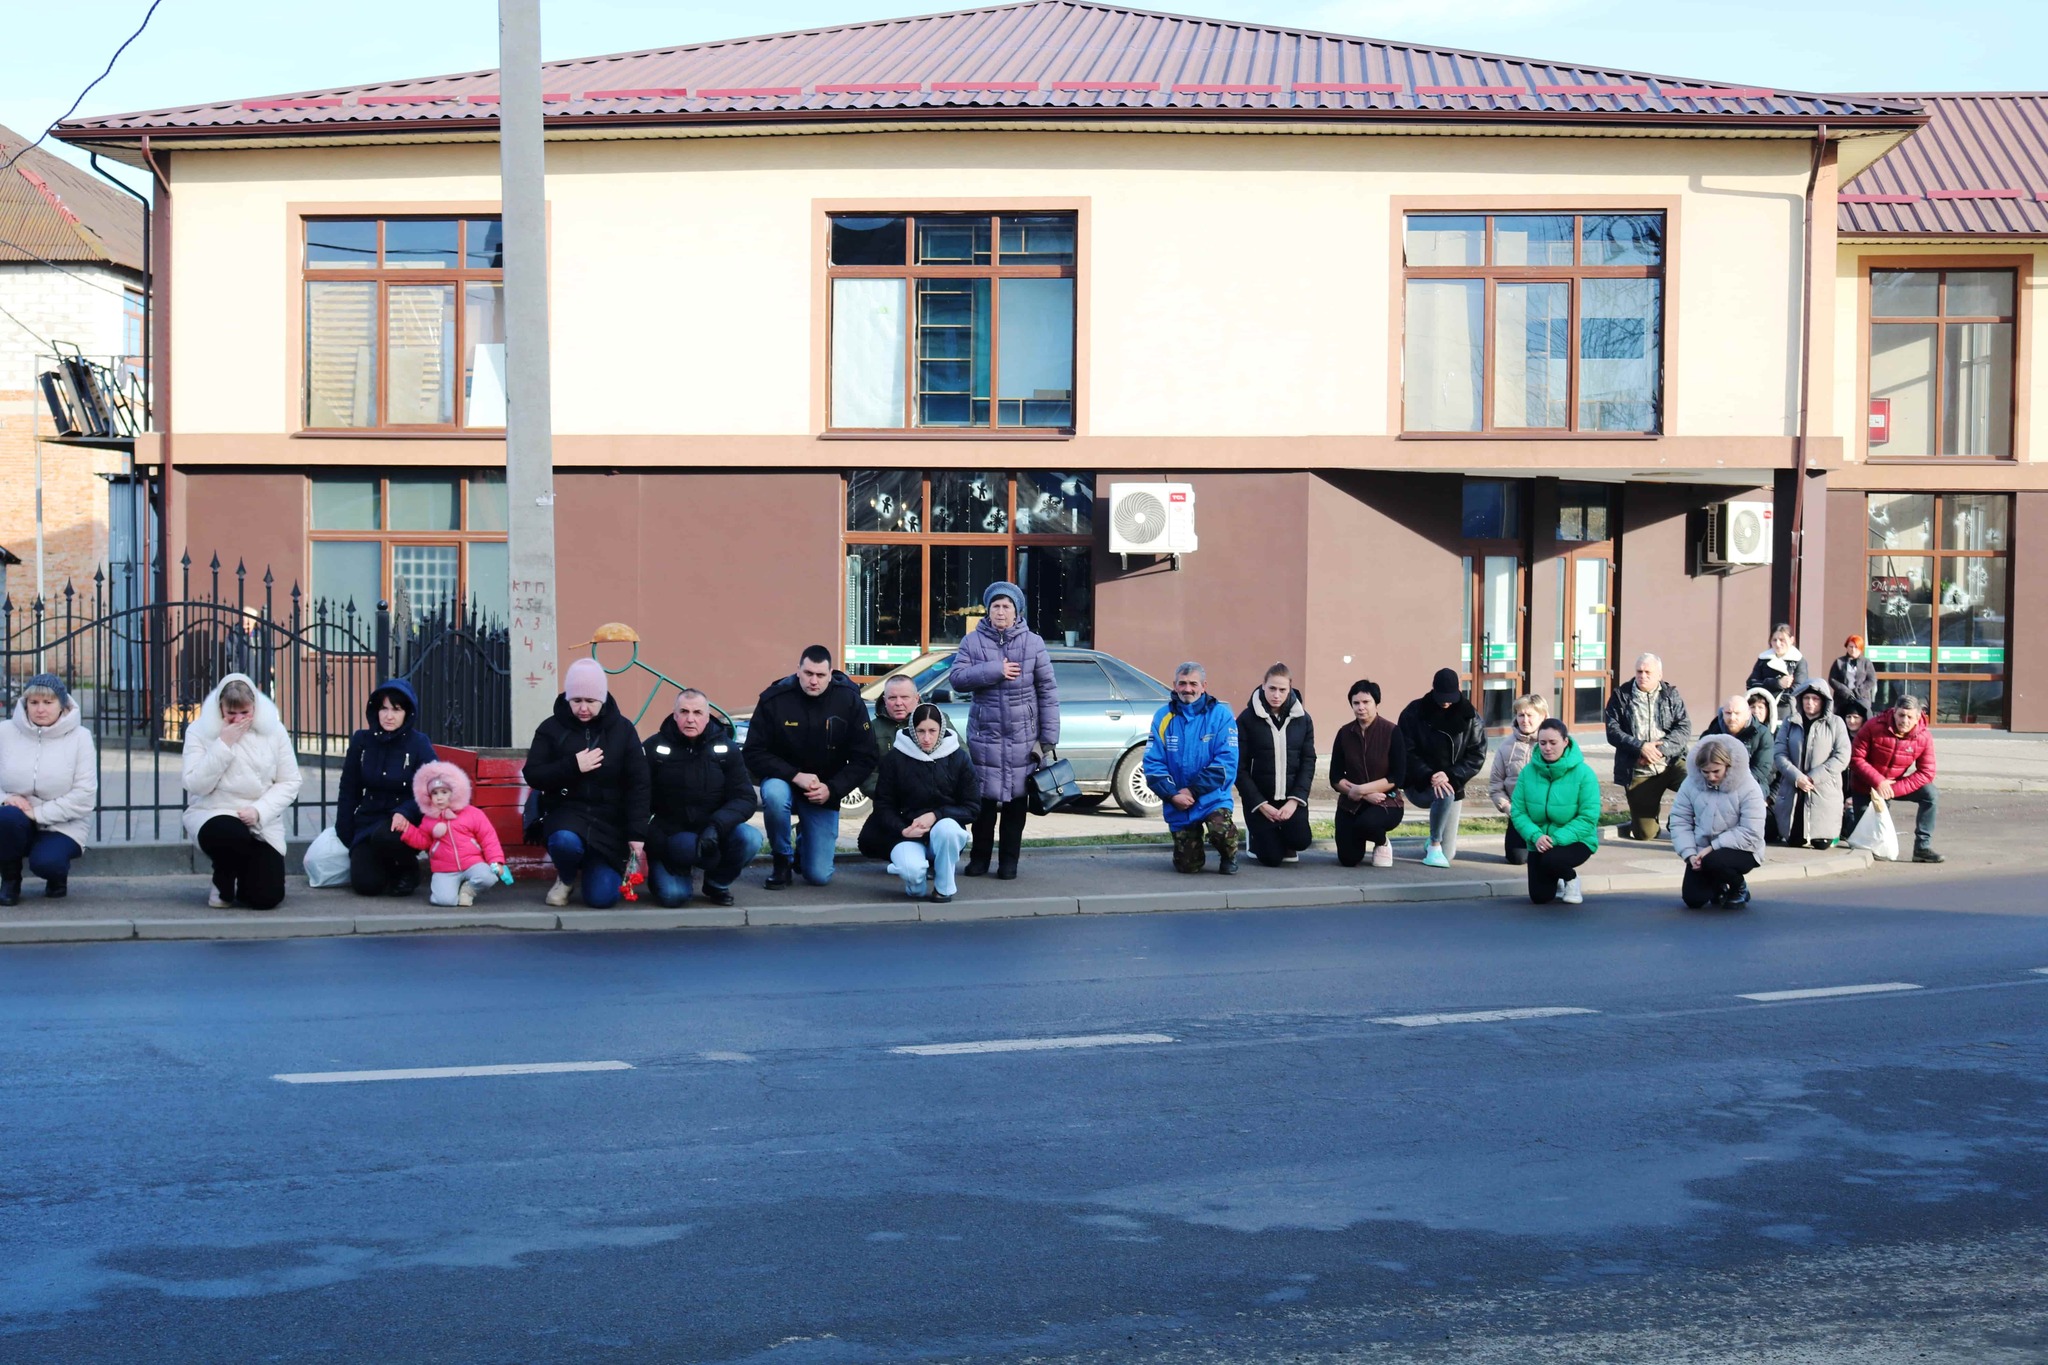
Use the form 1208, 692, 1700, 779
54, 1, 1939, 727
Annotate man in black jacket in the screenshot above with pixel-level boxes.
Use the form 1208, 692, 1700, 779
1236, 664, 1316, 868
645, 689, 762, 907
743, 645, 876, 888
1603, 652, 1693, 840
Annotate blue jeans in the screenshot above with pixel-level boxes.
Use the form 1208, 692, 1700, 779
545, 830, 624, 909
759, 778, 839, 886
650, 825, 765, 907
887, 817, 969, 897
0, 805, 80, 883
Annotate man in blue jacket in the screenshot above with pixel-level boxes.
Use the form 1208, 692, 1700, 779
1143, 661, 1242, 874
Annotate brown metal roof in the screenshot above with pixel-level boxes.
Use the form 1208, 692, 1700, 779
53, 0, 1920, 144
0, 124, 145, 272
1839, 93, 2048, 236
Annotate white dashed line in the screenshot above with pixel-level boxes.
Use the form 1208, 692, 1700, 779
1737, 983, 1921, 1003
1370, 1007, 1599, 1028
890, 1033, 1175, 1056
273, 1061, 633, 1084
2033, 968, 2048, 977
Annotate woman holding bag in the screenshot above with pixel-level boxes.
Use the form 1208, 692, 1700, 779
949, 581, 1059, 881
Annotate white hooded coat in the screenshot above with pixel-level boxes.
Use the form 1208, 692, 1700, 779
1667, 732, 1767, 862
181, 673, 303, 854
1, 698, 98, 848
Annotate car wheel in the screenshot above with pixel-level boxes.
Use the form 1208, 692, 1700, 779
1112, 747, 1162, 817
839, 787, 871, 813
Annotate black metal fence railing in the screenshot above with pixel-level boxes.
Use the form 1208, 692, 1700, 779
1, 554, 510, 845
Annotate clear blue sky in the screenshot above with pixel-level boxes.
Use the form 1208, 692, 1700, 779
9, 0, 2042, 190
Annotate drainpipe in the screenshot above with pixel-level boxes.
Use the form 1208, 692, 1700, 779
87, 151, 152, 609
139, 135, 172, 607
1788, 122, 1830, 638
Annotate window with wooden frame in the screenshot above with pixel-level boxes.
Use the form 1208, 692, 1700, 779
309, 472, 509, 625
827, 213, 1077, 432
302, 217, 506, 432
844, 471, 1094, 675
1868, 269, 2015, 458
1403, 212, 1665, 435
1865, 492, 2009, 727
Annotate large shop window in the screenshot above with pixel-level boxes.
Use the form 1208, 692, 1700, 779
1866, 493, 2009, 726
310, 472, 509, 626
1868, 269, 2015, 458
1403, 212, 1664, 435
844, 471, 1094, 674
828, 213, 1077, 432
303, 217, 506, 432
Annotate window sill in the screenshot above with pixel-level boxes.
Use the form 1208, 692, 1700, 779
294, 429, 506, 440
1399, 431, 1660, 441
820, 429, 1075, 441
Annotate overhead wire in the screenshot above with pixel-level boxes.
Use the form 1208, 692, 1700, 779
0, 0, 170, 177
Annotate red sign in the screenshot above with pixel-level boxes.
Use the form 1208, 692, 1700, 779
1868, 398, 1891, 445
1169, 491, 1188, 503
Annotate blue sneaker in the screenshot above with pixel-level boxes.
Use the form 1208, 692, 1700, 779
1422, 844, 1450, 869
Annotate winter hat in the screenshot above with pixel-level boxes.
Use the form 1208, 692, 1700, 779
563, 657, 609, 703
982, 581, 1026, 614
22, 673, 71, 710
411, 760, 472, 811
1429, 667, 1463, 705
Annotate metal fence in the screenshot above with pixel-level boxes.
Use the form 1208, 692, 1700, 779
1, 554, 509, 845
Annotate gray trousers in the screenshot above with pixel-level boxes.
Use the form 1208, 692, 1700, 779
430, 864, 498, 906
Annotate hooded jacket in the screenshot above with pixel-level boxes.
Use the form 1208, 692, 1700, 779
1849, 706, 1936, 797
1773, 681, 1851, 841
1667, 733, 1766, 861
1745, 646, 1810, 706
1143, 691, 1240, 831
867, 728, 981, 849
1602, 680, 1693, 784
1, 696, 98, 848
1396, 694, 1487, 804
1509, 736, 1602, 851
1704, 696, 1778, 796
181, 673, 304, 854
859, 692, 917, 798
522, 692, 651, 872
1235, 687, 1315, 813
644, 714, 757, 846
1487, 726, 1539, 813
398, 761, 505, 874
949, 595, 1061, 804
742, 670, 876, 801
335, 678, 438, 846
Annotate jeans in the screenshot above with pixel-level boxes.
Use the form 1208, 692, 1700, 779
649, 825, 765, 906
1887, 784, 1938, 851
545, 830, 624, 909
0, 805, 80, 884
888, 817, 969, 897
429, 864, 498, 906
760, 778, 839, 886
1681, 847, 1760, 908
1427, 795, 1464, 860
197, 814, 286, 910
1525, 841, 1594, 904
1624, 761, 1687, 839
1333, 802, 1403, 866
1246, 803, 1313, 867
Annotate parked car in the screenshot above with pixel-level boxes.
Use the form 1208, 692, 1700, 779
732, 648, 1171, 816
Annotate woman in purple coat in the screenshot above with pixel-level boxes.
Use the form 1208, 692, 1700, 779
949, 581, 1061, 879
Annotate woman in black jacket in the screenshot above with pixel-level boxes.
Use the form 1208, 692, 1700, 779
1828, 634, 1877, 716
868, 703, 979, 902
1236, 664, 1315, 868
334, 678, 438, 897
522, 658, 650, 909
1398, 668, 1486, 867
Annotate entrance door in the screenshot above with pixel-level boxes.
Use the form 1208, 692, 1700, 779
1461, 553, 1525, 731
1555, 547, 1615, 728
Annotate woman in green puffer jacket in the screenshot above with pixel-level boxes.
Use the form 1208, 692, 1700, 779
1509, 718, 1603, 905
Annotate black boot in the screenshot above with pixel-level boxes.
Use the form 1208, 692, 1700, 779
764, 853, 793, 890
44, 876, 67, 900
0, 861, 19, 907
992, 799, 1025, 880
1720, 877, 1751, 908
1218, 853, 1239, 875
995, 857, 1019, 881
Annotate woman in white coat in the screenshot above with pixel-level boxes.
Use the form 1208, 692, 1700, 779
0, 673, 98, 905
182, 673, 302, 909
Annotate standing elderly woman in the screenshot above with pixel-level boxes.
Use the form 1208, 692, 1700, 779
872, 703, 980, 902
334, 678, 438, 898
1510, 718, 1602, 905
1667, 732, 1766, 909
949, 581, 1059, 881
1774, 680, 1851, 849
182, 673, 303, 910
0, 674, 97, 904
523, 657, 649, 909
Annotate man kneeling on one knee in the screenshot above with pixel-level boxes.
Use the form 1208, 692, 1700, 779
1144, 662, 1242, 875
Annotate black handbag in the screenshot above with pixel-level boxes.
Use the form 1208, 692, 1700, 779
1026, 747, 1085, 816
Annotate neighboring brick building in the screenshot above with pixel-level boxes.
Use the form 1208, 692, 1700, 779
0, 123, 145, 607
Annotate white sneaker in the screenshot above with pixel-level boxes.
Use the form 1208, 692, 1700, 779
1559, 876, 1584, 905
545, 878, 572, 908
457, 881, 476, 907
207, 887, 227, 909
1371, 843, 1393, 869
1282, 853, 1299, 864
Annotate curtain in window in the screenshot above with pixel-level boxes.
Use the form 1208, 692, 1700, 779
306, 282, 376, 428
831, 279, 907, 428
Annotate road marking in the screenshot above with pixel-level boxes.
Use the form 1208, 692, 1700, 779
1370, 1007, 1598, 1028
273, 1061, 633, 1084
890, 1032, 1175, 1057
1737, 983, 1921, 1003
2033, 968, 2048, 976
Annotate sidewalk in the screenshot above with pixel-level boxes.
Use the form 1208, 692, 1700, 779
1, 832, 1873, 945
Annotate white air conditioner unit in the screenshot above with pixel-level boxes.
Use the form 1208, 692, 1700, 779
1707, 499, 1774, 567
1107, 482, 1198, 557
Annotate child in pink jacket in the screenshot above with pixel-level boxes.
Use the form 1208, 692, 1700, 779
395, 761, 507, 906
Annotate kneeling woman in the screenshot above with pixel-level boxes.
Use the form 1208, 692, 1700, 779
1509, 719, 1602, 905
182, 673, 303, 910
1668, 733, 1766, 908
868, 703, 979, 902
522, 658, 649, 909
0, 674, 98, 904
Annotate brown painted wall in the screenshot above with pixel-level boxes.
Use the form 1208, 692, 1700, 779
2011, 490, 2048, 733
177, 470, 305, 601
1823, 488, 1868, 665
1615, 482, 1775, 713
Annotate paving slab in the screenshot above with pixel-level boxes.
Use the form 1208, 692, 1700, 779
135, 916, 357, 940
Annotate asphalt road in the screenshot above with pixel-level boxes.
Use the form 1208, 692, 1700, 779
1, 797, 2044, 1363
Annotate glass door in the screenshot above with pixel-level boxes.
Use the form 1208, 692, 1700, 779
1554, 549, 1614, 728
1461, 554, 1525, 730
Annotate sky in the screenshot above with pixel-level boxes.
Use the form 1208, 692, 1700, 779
5, 0, 2042, 193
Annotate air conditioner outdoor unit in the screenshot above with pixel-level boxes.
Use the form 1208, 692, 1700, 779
1107, 482, 1198, 556
1707, 499, 1774, 567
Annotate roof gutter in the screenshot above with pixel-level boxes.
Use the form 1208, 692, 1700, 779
1789, 121, 1829, 639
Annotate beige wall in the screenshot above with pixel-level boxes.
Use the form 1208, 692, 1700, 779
167, 129, 1818, 447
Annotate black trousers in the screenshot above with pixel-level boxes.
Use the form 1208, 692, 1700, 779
198, 815, 287, 910
1526, 841, 1595, 904
1246, 803, 1314, 867
1504, 823, 1529, 866
348, 828, 419, 895
971, 796, 1027, 866
1334, 802, 1403, 866
1681, 848, 1760, 908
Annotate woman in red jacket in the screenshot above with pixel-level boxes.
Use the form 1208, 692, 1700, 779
1848, 693, 1942, 863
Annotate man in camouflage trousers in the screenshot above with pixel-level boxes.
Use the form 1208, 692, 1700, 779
1142, 662, 1242, 875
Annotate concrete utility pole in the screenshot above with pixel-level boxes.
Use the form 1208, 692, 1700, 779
500, 0, 560, 739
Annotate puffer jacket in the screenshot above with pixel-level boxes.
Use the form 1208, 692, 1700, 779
950, 617, 1060, 803
1603, 680, 1692, 784
1668, 733, 1766, 861
644, 715, 757, 846
1849, 707, 1936, 796
1487, 729, 1539, 813
865, 729, 980, 851
1704, 703, 1777, 796
1143, 692, 1240, 831
1235, 688, 1314, 812
1745, 647, 1809, 716
1509, 736, 1602, 851
1773, 681, 1851, 841
1396, 695, 1486, 804
181, 673, 304, 855
743, 670, 876, 800
0, 697, 98, 848
335, 678, 437, 846
397, 762, 505, 875
522, 693, 651, 872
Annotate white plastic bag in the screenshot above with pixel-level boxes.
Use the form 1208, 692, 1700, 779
302, 827, 351, 887
1845, 798, 1899, 862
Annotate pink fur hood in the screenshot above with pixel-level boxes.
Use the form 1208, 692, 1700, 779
412, 760, 472, 811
